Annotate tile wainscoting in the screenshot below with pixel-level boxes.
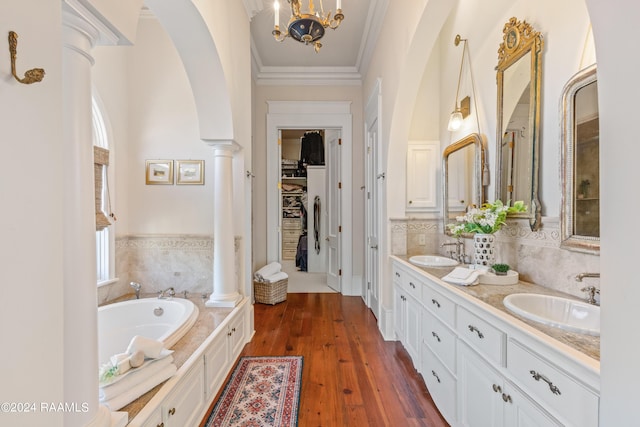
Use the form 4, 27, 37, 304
390, 217, 600, 299
98, 235, 242, 305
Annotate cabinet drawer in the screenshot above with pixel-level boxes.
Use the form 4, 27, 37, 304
507, 340, 599, 427
422, 285, 455, 326
422, 343, 456, 426
282, 249, 297, 259
422, 308, 456, 373
457, 306, 505, 366
402, 271, 422, 300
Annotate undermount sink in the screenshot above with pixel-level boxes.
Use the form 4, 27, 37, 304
409, 255, 459, 268
503, 293, 600, 336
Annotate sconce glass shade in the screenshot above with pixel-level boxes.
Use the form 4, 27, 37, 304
448, 108, 464, 131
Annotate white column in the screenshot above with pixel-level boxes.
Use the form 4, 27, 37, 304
62, 10, 111, 427
206, 143, 242, 307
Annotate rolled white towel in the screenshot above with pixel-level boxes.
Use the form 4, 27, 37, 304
254, 262, 282, 281
263, 271, 288, 283
126, 335, 164, 359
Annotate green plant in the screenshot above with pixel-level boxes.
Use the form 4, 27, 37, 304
447, 200, 527, 237
492, 263, 510, 274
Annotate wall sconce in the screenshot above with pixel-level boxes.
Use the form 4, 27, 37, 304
448, 35, 470, 131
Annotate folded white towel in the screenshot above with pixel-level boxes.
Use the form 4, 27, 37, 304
442, 267, 482, 286
101, 363, 177, 411
254, 262, 282, 281
263, 271, 288, 283
126, 335, 164, 359
100, 355, 174, 401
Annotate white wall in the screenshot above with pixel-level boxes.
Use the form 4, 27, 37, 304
0, 3, 65, 425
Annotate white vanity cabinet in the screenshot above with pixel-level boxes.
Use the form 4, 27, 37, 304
162, 360, 206, 427
390, 258, 600, 427
393, 267, 422, 365
458, 342, 561, 427
406, 141, 440, 212
130, 299, 250, 427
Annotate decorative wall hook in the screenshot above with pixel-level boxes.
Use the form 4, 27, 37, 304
8, 31, 45, 84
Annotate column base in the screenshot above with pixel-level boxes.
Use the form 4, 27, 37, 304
205, 293, 243, 308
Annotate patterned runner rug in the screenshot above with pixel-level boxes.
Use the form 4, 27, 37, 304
204, 356, 303, 427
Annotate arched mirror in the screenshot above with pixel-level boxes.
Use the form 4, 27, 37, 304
443, 133, 485, 235
561, 64, 599, 254
495, 17, 543, 231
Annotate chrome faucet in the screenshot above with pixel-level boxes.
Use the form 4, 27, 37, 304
129, 282, 142, 299
158, 287, 176, 299
441, 238, 466, 263
575, 272, 600, 282
575, 273, 600, 305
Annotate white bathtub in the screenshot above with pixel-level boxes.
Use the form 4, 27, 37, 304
98, 297, 199, 366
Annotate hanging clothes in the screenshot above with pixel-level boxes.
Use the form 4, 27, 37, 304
314, 196, 321, 254
300, 131, 324, 165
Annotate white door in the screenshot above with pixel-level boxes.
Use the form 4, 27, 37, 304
365, 121, 380, 319
364, 81, 381, 318
326, 129, 341, 292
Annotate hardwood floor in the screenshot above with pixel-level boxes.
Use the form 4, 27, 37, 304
216, 293, 449, 427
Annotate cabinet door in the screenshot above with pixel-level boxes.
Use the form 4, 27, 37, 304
404, 295, 421, 366
503, 381, 562, 427
139, 407, 163, 427
164, 360, 206, 427
406, 141, 439, 211
228, 312, 247, 360
394, 286, 406, 341
457, 343, 503, 427
204, 330, 230, 400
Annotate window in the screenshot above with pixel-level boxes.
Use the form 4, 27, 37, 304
92, 95, 115, 285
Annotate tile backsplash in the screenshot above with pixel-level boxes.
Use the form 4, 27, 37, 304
98, 235, 241, 305
390, 217, 600, 299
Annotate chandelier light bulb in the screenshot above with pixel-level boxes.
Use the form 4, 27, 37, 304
274, 1, 280, 27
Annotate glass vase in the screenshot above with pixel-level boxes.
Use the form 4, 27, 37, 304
473, 233, 496, 266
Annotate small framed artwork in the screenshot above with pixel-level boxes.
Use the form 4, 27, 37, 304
145, 160, 174, 185
176, 160, 205, 185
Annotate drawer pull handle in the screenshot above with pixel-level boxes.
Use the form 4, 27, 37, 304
501, 393, 512, 403
168, 407, 176, 416
468, 325, 485, 339
492, 384, 501, 393
431, 299, 441, 308
409, 282, 416, 289
157, 423, 164, 427
395, 272, 400, 277
530, 370, 562, 395
431, 331, 441, 342
431, 370, 441, 383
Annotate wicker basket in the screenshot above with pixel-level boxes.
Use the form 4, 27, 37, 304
254, 278, 288, 305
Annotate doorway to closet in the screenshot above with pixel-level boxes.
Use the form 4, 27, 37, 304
266, 101, 354, 296
279, 128, 341, 293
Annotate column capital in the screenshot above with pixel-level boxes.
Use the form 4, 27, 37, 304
204, 139, 241, 152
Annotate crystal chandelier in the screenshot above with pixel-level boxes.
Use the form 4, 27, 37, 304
272, 0, 344, 53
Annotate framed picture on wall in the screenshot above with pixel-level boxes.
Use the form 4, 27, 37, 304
176, 160, 205, 185
145, 160, 174, 185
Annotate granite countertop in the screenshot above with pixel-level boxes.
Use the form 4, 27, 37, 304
101, 293, 235, 422
393, 256, 600, 362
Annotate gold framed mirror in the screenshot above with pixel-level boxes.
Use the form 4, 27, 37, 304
560, 64, 599, 254
495, 17, 543, 231
442, 133, 485, 235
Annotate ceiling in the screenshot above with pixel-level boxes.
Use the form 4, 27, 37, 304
245, 0, 388, 85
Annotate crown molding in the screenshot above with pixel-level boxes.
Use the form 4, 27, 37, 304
243, 0, 264, 20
